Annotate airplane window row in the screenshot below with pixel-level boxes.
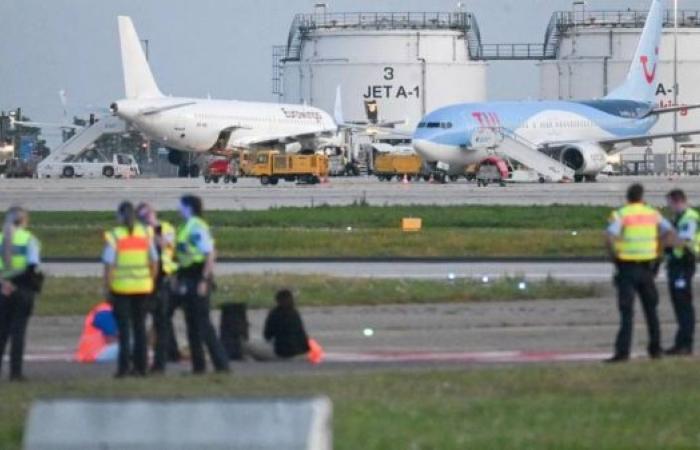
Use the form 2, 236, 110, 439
194, 114, 315, 124
417, 122, 453, 129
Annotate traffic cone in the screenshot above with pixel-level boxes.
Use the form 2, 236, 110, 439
429, 173, 435, 184
402, 174, 409, 185
307, 338, 325, 365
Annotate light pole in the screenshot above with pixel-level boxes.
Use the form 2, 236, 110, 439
673, 0, 679, 173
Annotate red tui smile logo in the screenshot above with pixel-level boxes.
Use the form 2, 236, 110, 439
640, 47, 659, 84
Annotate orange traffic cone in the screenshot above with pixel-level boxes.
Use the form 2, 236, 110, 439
307, 338, 325, 365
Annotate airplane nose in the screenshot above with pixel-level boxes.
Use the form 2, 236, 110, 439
412, 138, 438, 160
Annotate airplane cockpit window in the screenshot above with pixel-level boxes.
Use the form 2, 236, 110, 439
417, 122, 426, 128
426, 122, 441, 128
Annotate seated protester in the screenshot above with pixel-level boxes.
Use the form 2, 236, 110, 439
245, 289, 310, 361
75, 301, 119, 363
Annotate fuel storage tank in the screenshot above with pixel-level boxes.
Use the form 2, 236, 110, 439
274, 8, 488, 134
539, 7, 700, 155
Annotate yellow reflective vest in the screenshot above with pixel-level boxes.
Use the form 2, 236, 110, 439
672, 208, 700, 259
106, 224, 154, 295
159, 221, 178, 275
176, 217, 210, 270
0, 228, 38, 276
611, 203, 662, 262
146, 221, 178, 276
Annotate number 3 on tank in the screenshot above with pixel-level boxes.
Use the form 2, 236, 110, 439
383, 67, 394, 81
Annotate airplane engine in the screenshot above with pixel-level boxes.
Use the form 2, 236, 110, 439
560, 144, 607, 177
167, 148, 184, 166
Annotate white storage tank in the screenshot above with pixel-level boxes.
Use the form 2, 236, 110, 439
539, 7, 700, 155
274, 7, 488, 134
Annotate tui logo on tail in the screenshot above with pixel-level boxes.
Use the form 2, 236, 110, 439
641, 47, 659, 84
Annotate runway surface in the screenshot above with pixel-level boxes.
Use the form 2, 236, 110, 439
0, 175, 698, 211
14, 290, 687, 381
44, 260, 628, 282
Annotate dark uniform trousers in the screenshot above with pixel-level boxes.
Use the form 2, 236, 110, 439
146, 278, 181, 371
177, 275, 229, 373
667, 260, 696, 351
0, 288, 34, 378
112, 294, 148, 376
614, 262, 662, 357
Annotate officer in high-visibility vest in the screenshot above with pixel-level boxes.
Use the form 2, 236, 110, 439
175, 195, 229, 374
664, 189, 699, 356
605, 184, 674, 363
0, 206, 42, 382
102, 201, 158, 378
136, 202, 181, 372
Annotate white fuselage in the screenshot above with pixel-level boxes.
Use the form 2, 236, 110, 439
114, 97, 337, 153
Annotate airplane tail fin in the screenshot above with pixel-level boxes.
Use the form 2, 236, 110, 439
118, 16, 163, 100
605, 0, 664, 104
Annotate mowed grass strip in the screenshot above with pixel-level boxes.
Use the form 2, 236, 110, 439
35, 227, 603, 259
27, 205, 610, 258
1, 361, 700, 449
36, 274, 598, 316
27, 205, 612, 230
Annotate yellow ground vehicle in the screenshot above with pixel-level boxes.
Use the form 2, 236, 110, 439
374, 154, 426, 181
250, 151, 329, 185
230, 150, 255, 176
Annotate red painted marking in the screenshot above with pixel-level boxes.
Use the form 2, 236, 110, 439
641, 47, 659, 84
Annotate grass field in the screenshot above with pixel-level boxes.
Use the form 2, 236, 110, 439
29, 205, 611, 258
1, 361, 699, 449
36, 274, 598, 316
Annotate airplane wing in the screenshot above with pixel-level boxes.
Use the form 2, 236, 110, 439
230, 130, 336, 148
540, 129, 700, 152
648, 104, 700, 116
598, 129, 700, 147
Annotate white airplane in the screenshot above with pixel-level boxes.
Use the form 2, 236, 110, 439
111, 16, 338, 175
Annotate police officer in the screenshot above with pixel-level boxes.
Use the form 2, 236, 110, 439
103, 201, 158, 378
136, 202, 181, 372
664, 189, 698, 356
175, 195, 229, 374
0, 206, 42, 381
605, 184, 674, 363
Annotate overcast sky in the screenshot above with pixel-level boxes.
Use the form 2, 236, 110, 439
0, 0, 694, 126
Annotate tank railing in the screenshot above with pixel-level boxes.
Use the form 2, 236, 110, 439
292, 11, 472, 33
285, 14, 305, 61
479, 44, 548, 60
272, 46, 286, 97
552, 9, 700, 29
466, 14, 484, 59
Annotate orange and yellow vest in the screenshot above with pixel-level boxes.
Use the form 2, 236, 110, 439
611, 203, 661, 262
105, 224, 154, 295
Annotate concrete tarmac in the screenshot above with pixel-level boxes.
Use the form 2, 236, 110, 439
43, 261, 637, 283
0, 175, 698, 211
15, 287, 694, 381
